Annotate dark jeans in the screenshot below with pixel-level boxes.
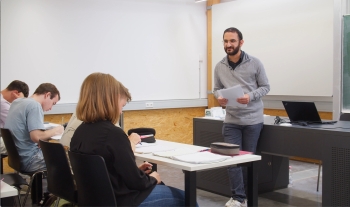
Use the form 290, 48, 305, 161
222, 122, 263, 203
139, 184, 198, 207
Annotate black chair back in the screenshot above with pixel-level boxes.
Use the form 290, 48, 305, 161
1, 128, 46, 206
340, 113, 350, 121
68, 151, 117, 206
39, 140, 77, 204
1, 128, 23, 172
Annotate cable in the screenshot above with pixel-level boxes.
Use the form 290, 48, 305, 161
274, 116, 290, 125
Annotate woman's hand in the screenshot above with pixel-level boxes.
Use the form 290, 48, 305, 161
149, 171, 161, 184
138, 162, 153, 174
128, 133, 141, 145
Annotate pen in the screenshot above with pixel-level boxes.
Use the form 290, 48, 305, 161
140, 134, 153, 139
199, 148, 210, 152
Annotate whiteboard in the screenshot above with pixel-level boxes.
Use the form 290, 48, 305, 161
212, 0, 333, 96
1, 0, 207, 104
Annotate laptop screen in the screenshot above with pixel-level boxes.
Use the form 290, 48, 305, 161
282, 101, 322, 123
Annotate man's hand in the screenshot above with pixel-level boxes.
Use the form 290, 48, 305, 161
30, 125, 64, 143
53, 125, 64, 135
237, 94, 250, 104
217, 96, 228, 106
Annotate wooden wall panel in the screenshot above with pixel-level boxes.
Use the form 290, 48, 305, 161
45, 107, 206, 144
2, 107, 331, 173
123, 108, 206, 144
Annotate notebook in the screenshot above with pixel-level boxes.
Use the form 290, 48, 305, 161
282, 101, 336, 124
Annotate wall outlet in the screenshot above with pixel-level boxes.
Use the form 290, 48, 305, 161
145, 102, 153, 108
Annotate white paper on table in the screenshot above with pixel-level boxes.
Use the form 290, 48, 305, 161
172, 151, 231, 164
216, 85, 247, 107
135, 144, 176, 154
135, 142, 158, 148
50, 134, 62, 140
153, 147, 199, 158
44, 123, 60, 130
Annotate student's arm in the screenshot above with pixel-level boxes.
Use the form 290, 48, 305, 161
30, 126, 64, 143
110, 131, 158, 190
0, 100, 10, 127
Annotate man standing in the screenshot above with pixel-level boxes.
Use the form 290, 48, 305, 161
1, 80, 29, 154
4, 83, 64, 172
214, 27, 270, 207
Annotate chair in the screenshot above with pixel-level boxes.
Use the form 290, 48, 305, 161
68, 151, 117, 206
1, 173, 29, 206
316, 113, 350, 191
39, 140, 77, 207
0, 128, 46, 206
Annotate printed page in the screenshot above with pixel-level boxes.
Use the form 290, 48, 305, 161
136, 142, 158, 148
217, 85, 247, 107
172, 151, 231, 164
153, 148, 199, 158
135, 145, 176, 154
44, 123, 60, 130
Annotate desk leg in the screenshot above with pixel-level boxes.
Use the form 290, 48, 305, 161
184, 171, 196, 207
247, 161, 258, 207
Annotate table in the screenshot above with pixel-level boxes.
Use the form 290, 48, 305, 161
193, 116, 350, 206
134, 140, 261, 207
1, 180, 18, 198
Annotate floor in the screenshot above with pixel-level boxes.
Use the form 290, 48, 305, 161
156, 159, 322, 207
15, 160, 321, 207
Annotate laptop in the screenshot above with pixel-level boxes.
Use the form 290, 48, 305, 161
282, 101, 336, 124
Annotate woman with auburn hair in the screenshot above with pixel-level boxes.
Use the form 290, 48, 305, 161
70, 73, 187, 207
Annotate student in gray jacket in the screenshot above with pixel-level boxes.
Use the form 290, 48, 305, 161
213, 27, 270, 207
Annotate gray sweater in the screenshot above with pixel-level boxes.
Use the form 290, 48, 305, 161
214, 51, 270, 125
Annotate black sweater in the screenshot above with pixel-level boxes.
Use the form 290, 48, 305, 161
70, 120, 157, 206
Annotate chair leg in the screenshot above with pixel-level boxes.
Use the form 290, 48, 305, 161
22, 171, 45, 206
54, 197, 61, 207
16, 189, 22, 207
317, 161, 322, 192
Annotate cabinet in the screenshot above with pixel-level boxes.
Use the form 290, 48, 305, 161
193, 118, 289, 196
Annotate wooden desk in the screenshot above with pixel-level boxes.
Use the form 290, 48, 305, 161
134, 140, 261, 207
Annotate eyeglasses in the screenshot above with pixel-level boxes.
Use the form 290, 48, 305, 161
222, 39, 238, 45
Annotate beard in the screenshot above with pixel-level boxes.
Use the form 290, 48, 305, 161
225, 45, 240, 56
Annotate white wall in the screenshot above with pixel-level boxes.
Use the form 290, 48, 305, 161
1, 0, 208, 113
212, 0, 333, 97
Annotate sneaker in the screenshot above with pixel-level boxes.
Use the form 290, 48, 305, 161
240, 199, 247, 207
225, 198, 247, 207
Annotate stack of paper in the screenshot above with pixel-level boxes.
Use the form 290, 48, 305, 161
44, 123, 63, 139
172, 151, 231, 164
153, 148, 199, 158
135, 144, 175, 154
216, 85, 247, 108
44, 123, 60, 130
136, 142, 157, 148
